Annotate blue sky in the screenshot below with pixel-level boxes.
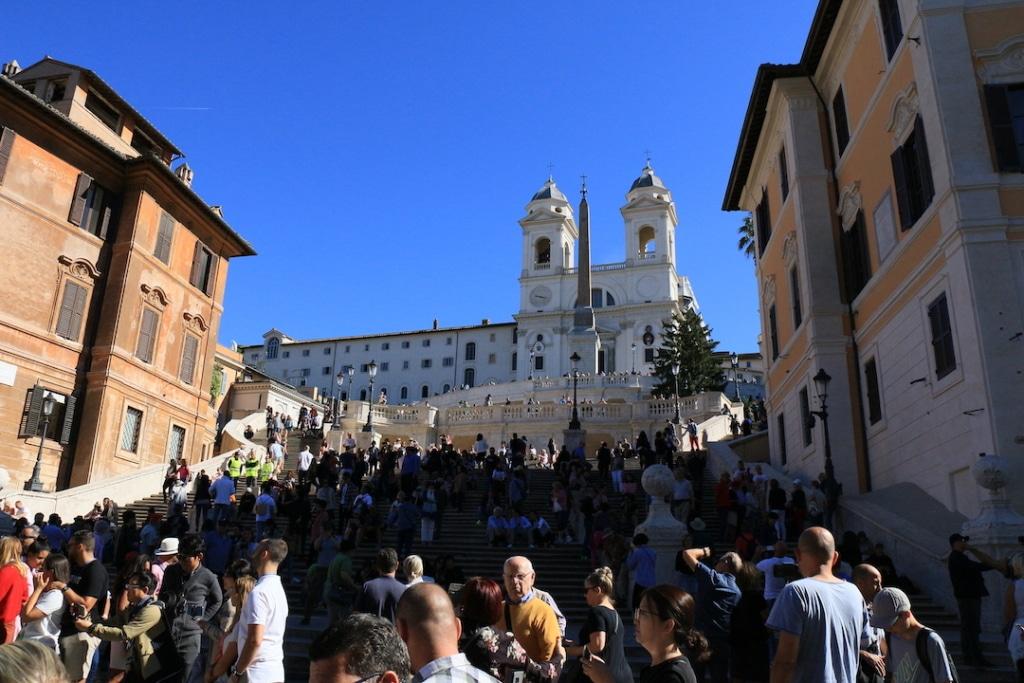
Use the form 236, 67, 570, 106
11, 1, 818, 353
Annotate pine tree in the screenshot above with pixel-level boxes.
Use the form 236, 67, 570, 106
652, 309, 724, 398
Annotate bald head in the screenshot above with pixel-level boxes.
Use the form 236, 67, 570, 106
852, 563, 883, 602
396, 583, 461, 670
503, 556, 536, 602
796, 527, 838, 577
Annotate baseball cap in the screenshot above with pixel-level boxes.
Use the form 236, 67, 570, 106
870, 587, 912, 628
948, 533, 969, 546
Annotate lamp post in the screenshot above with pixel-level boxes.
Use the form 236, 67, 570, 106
333, 371, 346, 429
25, 392, 56, 492
568, 352, 581, 430
730, 352, 741, 401
810, 367, 841, 523
631, 342, 637, 374
529, 351, 535, 381
362, 360, 378, 433
671, 362, 682, 425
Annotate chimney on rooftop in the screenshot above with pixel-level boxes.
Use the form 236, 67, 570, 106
482, 318, 490, 325
1, 60, 20, 77
174, 162, 194, 187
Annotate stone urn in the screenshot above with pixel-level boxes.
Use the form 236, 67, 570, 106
963, 452, 1024, 542
635, 464, 686, 588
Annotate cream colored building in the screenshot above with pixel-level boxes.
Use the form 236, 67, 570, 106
723, 0, 1024, 517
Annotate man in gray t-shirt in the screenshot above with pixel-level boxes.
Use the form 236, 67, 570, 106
766, 527, 864, 683
871, 587, 955, 683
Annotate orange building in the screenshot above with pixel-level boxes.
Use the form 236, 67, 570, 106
0, 58, 254, 490
724, 0, 1024, 516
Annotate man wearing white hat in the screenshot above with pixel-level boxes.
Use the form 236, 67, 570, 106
871, 587, 956, 683
151, 537, 179, 596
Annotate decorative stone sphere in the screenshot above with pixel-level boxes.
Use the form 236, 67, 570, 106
971, 453, 1010, 492
641, 464, 675, 499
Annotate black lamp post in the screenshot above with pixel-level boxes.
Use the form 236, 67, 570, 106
568, 352, 581, 430
362, 360, 378, 432
25, 392, 56, 492
333, 371, 346, 429
529, 351, 535, 381
671, 361, 682, 425
730, 352, 741, 401
810, 368, 841, 517
631, 342, 637, 374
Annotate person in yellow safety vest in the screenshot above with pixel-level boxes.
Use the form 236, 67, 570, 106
226, 450, 243, 483
244, 452, 260, 487
258, 455, 275, 485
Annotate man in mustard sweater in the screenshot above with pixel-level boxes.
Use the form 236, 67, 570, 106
499, 556, 560, 664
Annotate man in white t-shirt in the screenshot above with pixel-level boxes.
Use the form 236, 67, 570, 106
231, 538, 288, 683
297, 446, 314, 486
756, 541, 796, 607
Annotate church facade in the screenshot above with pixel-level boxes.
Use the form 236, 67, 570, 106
242, 164, 698, 403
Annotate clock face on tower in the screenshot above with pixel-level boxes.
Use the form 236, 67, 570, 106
529, 286, 553, 307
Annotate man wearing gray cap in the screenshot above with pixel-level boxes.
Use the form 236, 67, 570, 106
871, 587, 956, 683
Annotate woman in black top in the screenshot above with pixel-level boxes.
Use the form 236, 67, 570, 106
565, 567, 631, 683
583, 584, 708, 683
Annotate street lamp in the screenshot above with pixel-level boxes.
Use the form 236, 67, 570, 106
529, 351, 535, 381
730, 352, 741, 401
809, 368, 841, 519
333, 371, 346, 429
671, 362, 682, 425
362, 360, 378, 433
25, 392, 56, 492
568, 352, 581, 430
631, 343, 637, 374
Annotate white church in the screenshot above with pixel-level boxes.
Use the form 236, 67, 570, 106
240, 163, 698, 404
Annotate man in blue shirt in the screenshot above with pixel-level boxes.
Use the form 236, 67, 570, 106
766, 527, 864, 683
680, 546, 742, 682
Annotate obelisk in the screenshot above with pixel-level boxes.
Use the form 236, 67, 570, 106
568, 178, 601, 374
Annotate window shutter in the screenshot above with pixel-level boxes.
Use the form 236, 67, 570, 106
68, 173, 93, 226
189, 241, 203, 287
24, 385, 44, 437
204, 253, 218, 296
97, 205, 113, 240
180, 334, 199, 384
155, 212, 174, 263
0, 127, 15, 185
984, 85, 1020, 172
913, 116, 935, 206
890, 148, 912, 230
136, 308, 158, 362
69, 280, 88, 341
60, 394, 77, 445
56, 281, 87, 341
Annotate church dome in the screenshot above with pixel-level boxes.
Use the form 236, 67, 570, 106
531, 177, 567, 202
629, 161, 666, 191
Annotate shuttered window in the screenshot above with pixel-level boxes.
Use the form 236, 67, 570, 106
768, 305, 779, 361
180, 334, 200, 384
55, 280, 88, 342
865, 358, 882, 424
983, 84, 1024, 173
833, 87, 850, 156
68, 173, 117, 239
135, 308, 159, 363
777, 413, 788, 465
799, 387, 813, 447
878, 0, 903, 60
155, 212, 174, 264
755, 190, 772, 255
927, 293, 957, 379
890, 116, 935, 230
789, 266, 802, 329
779, 147, 789, 201
168, 425, 186, 461
120, 407, 143, 453
189, 241, 217, 295
465, 342, 476, 361
0, 127, 15, 185
842, 211, 873, 301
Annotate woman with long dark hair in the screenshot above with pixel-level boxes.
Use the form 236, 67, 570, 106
583, 584, 708, 683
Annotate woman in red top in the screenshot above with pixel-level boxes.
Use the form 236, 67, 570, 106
177, 459, 191, 484
0, 535, 29, 642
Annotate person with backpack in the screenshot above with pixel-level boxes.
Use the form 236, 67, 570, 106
159, 533, 222, 682
74, 570, 184, 682
871, 587, 957, 683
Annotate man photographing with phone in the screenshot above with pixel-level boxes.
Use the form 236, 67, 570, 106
52, 530, 109, 683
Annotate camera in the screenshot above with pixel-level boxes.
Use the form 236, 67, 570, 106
72, 604, 88, 619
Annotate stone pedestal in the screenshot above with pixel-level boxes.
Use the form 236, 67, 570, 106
569, 325, 601, 375
635, 464, 686, 586
960, 453, 1024, 635
562, 428, 587, 453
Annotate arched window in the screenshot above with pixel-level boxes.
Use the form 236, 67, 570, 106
535, 238, 551, 265
421, 384, 430, 398
464, 367, 476, 387
443, 383, 451, 393
359, 389, 367, 401
266, 338, 279, 360
638, 226, 656, 256
465, 342, 476, 361
400, 386, 408, 400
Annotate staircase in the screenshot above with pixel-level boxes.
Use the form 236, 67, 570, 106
110, 446, 1017, 682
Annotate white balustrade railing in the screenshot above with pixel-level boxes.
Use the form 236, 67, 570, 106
440, 393, 729, 426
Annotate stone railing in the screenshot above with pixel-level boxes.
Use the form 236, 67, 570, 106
530, 374, 651, 390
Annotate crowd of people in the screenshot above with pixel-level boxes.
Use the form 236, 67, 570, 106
0, 417, 1023, 683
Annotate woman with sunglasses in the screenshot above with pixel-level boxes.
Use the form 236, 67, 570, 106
583, 584, 707, 683
565, 567, 631, 683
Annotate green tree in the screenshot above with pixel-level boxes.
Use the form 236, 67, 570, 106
737, 213, 756, 260
652, 309, 724, 398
